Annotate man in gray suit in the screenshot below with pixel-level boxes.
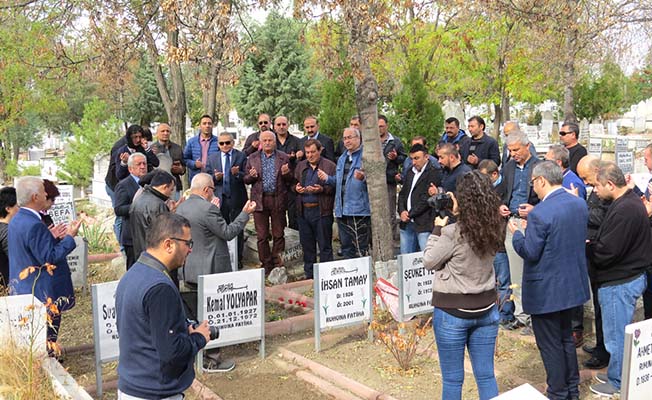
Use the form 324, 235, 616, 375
176, 173, 256, 372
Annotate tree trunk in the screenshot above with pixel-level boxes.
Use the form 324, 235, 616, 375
138, 8, 188, 188
344, 2, 393, 263
493, 103, 502, 139
562, 17, 578, 123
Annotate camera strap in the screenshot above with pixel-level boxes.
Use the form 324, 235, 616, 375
137, 252, 173, 283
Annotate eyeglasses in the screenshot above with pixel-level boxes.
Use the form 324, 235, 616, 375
170, 237, 193, 249
258, 121, 269, 125
530, 176, 541, 186
559, 131, 572, 136
219, 141, 232, 145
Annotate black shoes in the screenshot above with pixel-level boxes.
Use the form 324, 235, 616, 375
583, 356, 609, 370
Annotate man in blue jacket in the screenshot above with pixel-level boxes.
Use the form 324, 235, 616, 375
183, 115, 219, 183
509, 161, 590, 400
8, 176, 82, 348
116, 213, 210, 399
323, 127, 370, 258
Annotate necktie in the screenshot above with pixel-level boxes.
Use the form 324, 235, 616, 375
224, 152, 231, 196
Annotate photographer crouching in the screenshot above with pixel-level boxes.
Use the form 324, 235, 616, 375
115, 213, 211, 399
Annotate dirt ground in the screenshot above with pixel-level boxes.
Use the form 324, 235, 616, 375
58, 261, 628, 400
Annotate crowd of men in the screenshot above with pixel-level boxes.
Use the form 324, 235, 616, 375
3, 111, 652, 399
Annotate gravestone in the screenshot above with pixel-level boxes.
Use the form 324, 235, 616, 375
66, 236, 88, 292
397, 252, 435, 320
588, 138, 603, 157
47, 185, 75, 225
589, 123, 604, 137
616, 137, 634, 174
579, 119, 590, 140
0, 295, 47, 353
91, 280, 120, 398
621, 318, 652, 399
196, 268, 265, 371
442, 100, 466, 129
314, 257, 373, 351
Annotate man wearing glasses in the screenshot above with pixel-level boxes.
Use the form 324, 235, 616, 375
509, 161, 590, 400
176, 173, 256, 373
243, 113, 272, 156
499, 130, 541, 334
206, 132, 248, 268
559, 122, 587, 175
116, 213, 210, 399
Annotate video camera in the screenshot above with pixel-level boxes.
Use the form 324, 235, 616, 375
427, 191, 453, 218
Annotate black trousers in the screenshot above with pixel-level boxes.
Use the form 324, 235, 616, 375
125, 245, 136, 270
531, 308, 580, 400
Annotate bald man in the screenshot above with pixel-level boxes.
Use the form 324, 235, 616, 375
575, 155, 611, 370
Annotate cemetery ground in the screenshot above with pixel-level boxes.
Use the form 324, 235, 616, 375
53, 257, 629, 400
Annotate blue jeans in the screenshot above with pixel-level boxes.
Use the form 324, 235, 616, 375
598, 273, 647, 389
433, 306, 499, 400
106, 184, 122, 247
399, 222, 430, 254
493, 252, 514, 322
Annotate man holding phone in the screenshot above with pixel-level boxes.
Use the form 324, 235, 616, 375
153, 123, 186, 200
499, 130, 541, 333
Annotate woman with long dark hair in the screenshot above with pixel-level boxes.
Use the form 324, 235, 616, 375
423, 170, 504, 400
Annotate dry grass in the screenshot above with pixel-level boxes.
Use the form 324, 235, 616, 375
0, 341, 60, 400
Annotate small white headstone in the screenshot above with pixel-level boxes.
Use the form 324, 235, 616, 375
398, 252, 435, 320
0, 295, 47, 353
66, 237, 88, 291
316, 257, 372, 329
589, 124, 604, 136
621, 319, 652, 399
47, 185, 75, 225
91, 281, 120, 362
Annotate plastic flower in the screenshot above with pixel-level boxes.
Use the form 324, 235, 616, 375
18, 266, 37, 280
44, 263, 57, 276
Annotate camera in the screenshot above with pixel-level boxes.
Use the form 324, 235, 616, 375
189, 320, 219, 341
427, 192, 453, 218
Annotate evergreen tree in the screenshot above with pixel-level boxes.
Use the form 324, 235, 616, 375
234, 11, 318, 126
318, 75, 357, 138
389, 64, 444, 150
57, 99, 121, 188
126, 58, 167, 126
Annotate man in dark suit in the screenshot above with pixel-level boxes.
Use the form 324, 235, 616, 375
398, 144, 442, 254
114, 153, 148, 269
297, 116, 335, 162
206, 132, 248, 267
8, 176, 82, 347
244, 131, 294, 274
500, 130, 541, 332
509, 161, 590, 400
